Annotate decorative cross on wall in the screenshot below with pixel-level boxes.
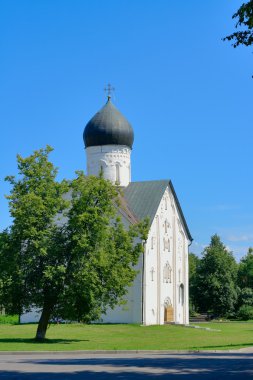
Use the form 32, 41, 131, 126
104, 83, 115, 100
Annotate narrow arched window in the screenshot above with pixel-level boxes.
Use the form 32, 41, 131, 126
150, 267, 155, 282
179, 284, 184, 305
163, 238, 170, 251
99, 160, 105, 177
165, 220, 168, 234
116, 164, 120, 184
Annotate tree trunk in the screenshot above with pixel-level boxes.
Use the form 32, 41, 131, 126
35, 303, 53, 341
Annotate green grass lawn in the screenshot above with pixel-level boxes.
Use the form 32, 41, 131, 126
0, 322, 253, 351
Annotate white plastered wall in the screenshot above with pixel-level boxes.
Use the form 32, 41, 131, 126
99, 257, 142, 324
143, 186, 190, 325
86, 145, 131, 187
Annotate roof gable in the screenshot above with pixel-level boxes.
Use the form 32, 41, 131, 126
123, 180, 169, 222
123, 180, 192, 241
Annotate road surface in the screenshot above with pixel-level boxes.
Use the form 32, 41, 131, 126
0, 350, 252, 379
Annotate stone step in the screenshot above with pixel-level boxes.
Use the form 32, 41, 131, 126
189, 314, 208, 323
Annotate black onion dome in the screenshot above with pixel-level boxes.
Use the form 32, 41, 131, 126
83, 99, 134, 149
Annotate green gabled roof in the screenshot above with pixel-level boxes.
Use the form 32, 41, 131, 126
123, 180, 192, 242
123, 180, 169, 221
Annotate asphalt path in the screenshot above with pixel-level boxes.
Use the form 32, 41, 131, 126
0, 350, 253, 379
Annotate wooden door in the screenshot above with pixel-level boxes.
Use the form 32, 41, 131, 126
164, 306, 174, 322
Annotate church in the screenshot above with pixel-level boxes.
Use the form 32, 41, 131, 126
21, 91, 192, 325
83, 92, 192, 325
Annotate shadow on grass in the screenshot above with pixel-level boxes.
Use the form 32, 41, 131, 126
0, 338, 89, 344
190, 342, 253, 350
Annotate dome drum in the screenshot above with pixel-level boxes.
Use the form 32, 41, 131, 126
84, 98, 134, 187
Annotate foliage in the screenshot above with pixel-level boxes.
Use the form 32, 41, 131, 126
237, 287, 253, 308
237, 304, 253, 320
1, 146, 69, 319
194, 234, 238, 316
0, 314, 19, 324
236, 248, 253, 312
0, 229, 22, 316
188, 252, 200, 313
55, 171, 148, 324
224, 1, 253, 47
0, 147, 146, 340
238, 248, 253, 289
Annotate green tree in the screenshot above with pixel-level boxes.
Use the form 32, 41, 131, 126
237, 304, 253, 320
238, 248, 253, 289
1, 146, 69, 339
237, 287, 253, 308
188, 252, 200, 314
195, 234, 238, 316
54, 171, 148, 326
224, 1, 253, 47
0, 229, 23, 317
1, 147, 147, 340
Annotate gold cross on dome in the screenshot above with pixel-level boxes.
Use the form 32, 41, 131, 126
104, 83, 115, 100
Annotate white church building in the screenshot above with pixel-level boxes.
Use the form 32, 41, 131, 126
84, 94, 192, 325
21, 94, 192, 325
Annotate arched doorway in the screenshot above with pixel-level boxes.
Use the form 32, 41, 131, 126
164, 297, 174, 323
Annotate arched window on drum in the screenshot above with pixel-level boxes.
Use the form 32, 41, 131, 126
115, 163, 120, 185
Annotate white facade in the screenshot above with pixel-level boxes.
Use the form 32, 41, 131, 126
101, 185, 190, 325
86, 145, 131, 187
143, 186, 189, 325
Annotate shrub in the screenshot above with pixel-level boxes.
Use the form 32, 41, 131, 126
237, 305, 253, 321
0, 315, 19, 324
238, 288, 253, 307
189, 303, 198, 317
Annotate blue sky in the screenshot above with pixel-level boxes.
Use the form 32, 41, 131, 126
0, 0, 252, 261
